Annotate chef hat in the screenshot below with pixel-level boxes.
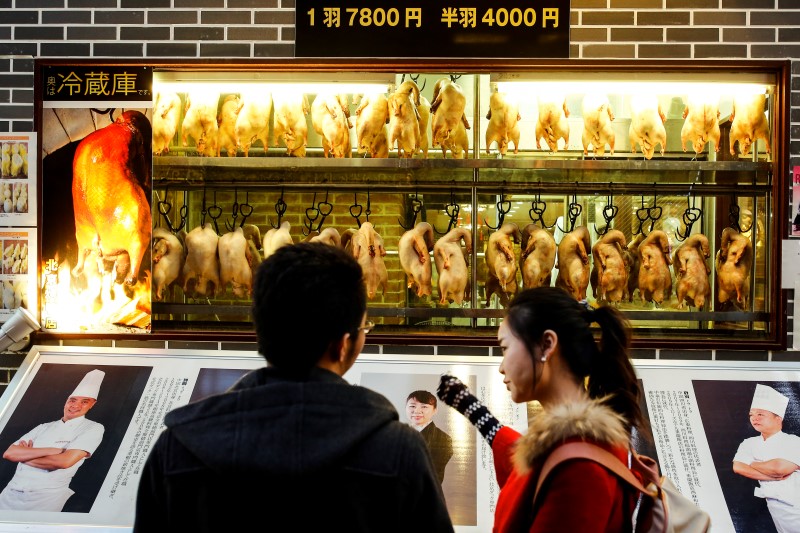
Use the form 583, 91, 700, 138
70, 369, 105, 400
750, 384, 789, 418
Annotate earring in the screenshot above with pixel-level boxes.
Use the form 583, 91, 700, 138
540, 356, 547, 362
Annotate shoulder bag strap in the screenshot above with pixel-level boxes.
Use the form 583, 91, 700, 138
534, 441, 658, 505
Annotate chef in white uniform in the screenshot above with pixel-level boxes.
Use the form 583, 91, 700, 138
0, 369, 105, 512
733, 384, 800, 533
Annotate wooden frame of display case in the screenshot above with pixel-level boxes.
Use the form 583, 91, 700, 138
33, 59, 790, 350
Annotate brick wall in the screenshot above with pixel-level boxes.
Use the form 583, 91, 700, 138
1, 0, 799, 388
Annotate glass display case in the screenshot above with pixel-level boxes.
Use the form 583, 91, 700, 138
113, 61, 789, 348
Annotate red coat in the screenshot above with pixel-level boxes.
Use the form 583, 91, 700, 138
490, 399, 642, 533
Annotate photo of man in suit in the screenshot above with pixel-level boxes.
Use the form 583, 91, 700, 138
406, 390, 453, 485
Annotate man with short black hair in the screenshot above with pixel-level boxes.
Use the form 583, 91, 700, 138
134, 243, 453, 532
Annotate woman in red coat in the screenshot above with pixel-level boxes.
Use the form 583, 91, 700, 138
438, 286, 650, 533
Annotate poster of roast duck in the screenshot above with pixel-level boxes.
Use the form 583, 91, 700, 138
38, 65, 153, 333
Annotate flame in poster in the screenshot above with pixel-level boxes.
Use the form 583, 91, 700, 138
40, 255, 151, 333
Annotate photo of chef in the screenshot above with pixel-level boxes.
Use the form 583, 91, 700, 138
0, 363, 151, 513
359, 372, 478, 526
693, 380, 800, 533
40, 105, 152, 333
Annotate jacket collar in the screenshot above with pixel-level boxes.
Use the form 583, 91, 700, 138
513, 397, 631, 473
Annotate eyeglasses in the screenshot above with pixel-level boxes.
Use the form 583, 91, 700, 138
358, 321, 375, 335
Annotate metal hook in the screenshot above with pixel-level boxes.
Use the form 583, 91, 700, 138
632, 190, 661, 236
594, 186, 618, 236
434, 188, 459, 235
676, 187, 702, 241
408, 73, 426, 92
225, 188, 241, 232
399, 186, 423, 230
303, 191, 321, 236
633, 194, 648, 236
316, 189, 333, 231
528, 187, 555, 230
155, 189, 187, 233
647, 189, 662, 231
350, 192, 364, 228
484, 186, 511, 231
200, 187, 208, 229
238, 191, 253, 228
365, 190, 372, 223
207, 190, 223, 235
558, 189, 582, 234
728, 194, 752, 233
269, 187, 287, 229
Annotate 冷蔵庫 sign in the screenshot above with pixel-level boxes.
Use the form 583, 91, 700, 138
295, 0, 570, 58
42, 65, 152, 104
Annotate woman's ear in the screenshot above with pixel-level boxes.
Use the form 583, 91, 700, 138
541, 329, 558, 358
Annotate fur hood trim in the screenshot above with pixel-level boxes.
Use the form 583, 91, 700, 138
513, 397, 630, 473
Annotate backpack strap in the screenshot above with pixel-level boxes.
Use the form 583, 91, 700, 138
534, 441, 660, 506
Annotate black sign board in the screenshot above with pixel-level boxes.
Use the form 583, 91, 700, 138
295, 0, 569, 58
42, 65, 152, 103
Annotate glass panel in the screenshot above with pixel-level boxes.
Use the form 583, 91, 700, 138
148, 63, 781, 347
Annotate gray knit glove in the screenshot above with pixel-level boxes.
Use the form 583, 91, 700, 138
437, 374, 504, 446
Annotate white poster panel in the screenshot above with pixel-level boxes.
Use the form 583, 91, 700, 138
0, 133, 36, 227
0, 348, 798, 532
635, 360, 800, 533
0, 228, 37, 324
0, 347, 262, 531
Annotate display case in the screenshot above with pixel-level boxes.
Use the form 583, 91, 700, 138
37, 59, 789, 349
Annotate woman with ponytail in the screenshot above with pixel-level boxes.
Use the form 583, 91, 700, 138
438, 286, 650, 532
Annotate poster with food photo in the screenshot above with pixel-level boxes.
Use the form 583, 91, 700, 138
38, 64, 153, 334
0, 133, 36, 227
0, 228, 37, 324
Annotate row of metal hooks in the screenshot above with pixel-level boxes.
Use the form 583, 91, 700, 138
156, 187, 254, 235
156, 185, 753, 241
271, 187, 374, 235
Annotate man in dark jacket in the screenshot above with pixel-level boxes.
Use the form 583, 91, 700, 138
133, 243, 453, 533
